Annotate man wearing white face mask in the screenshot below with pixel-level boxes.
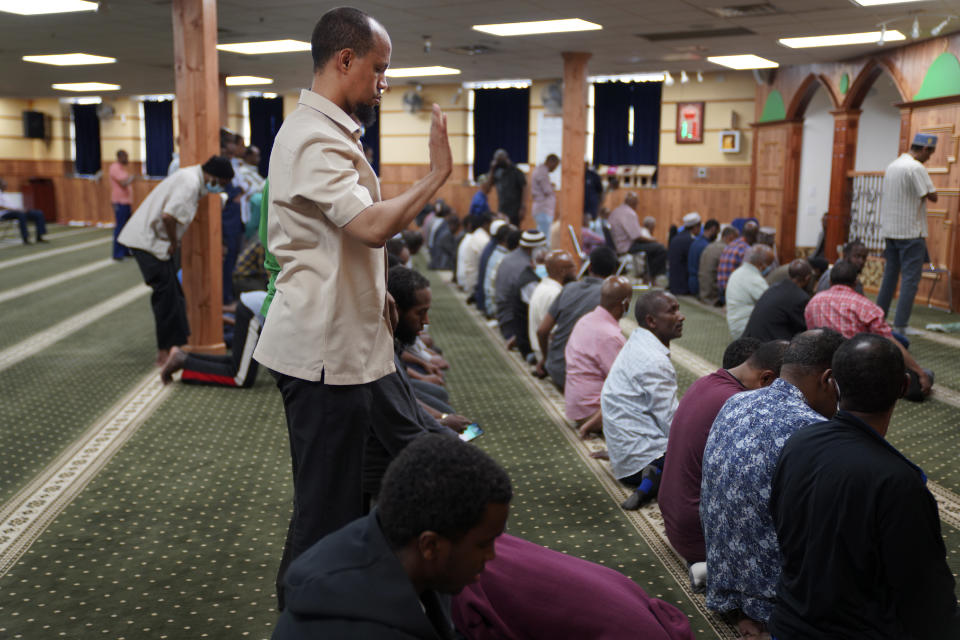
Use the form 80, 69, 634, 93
119, 154, 234, 367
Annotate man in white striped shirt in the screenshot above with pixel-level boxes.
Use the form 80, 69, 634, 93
876, 133, 938, 333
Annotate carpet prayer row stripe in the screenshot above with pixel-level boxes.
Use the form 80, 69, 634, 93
0, 237, 111, 268
0, 227, 96, 250
439, 273, 737, 639
0, 258, 115, 305
0, 284, 149, 373
0, 370, 173, 577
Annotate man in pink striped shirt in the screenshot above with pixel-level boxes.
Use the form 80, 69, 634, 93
564, 276, 632, 438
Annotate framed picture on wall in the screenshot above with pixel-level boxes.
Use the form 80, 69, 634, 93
720, 130, 741, 153
676, 102, 705, 144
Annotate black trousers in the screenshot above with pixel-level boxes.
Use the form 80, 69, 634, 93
629, 240, 668, 277
181, 301, 259, 387
132, 249, 189, 350
271, 370, 372, 610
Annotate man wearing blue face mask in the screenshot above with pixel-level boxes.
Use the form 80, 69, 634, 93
119, 155, 234, 367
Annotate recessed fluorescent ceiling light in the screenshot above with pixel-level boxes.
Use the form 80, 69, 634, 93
385, 66, 461, 78
780, 30, 905, 48
472, 18, 602, 37
707, 54, 779, 69
24, 53, 115, 66
52, 82, 120, 92
217, 40, 311, 55
225, 76, 274, 86
0, 0, 97, 14
851, 0, 928, 5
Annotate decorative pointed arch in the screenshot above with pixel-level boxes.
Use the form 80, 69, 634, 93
786, 73, 839, 120
841, 59, 909, 111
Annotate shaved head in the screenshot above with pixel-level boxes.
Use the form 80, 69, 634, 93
601, 275, 633, 310
545, 249, 575, 283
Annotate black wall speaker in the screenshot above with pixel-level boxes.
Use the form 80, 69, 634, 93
22, 111, 46, 139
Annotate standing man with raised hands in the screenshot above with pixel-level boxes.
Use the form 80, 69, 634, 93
251, 6, 452, 611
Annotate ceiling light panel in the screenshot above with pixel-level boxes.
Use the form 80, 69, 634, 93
23, 53, 116, 66
216, 40, 311, 55
472, 19, 602, 37
225, 76, 274, 86
779, 30, 906, 48
707, 54, 779, 69
52, 82, 120, 92
0, 0, 97, 14
385, 66, 461, 78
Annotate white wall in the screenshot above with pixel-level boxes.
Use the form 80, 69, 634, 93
796, 89, 834, 247
854, 73, 901, 172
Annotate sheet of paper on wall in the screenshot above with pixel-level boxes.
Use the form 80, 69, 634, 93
535, 112, 563, 189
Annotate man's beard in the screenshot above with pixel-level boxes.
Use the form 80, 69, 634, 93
395, 322, 417, 346
355, 102, 378, 127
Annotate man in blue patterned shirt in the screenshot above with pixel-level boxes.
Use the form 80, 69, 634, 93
699, 328, 845, 627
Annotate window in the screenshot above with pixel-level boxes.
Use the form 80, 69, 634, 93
592, 81, 661, 166
247, 96, 284, 177
141, 100, 174, 177
472, 87, 530, 180
71, 103, 101, 175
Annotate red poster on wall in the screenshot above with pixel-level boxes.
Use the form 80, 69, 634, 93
676, 102, 705, 144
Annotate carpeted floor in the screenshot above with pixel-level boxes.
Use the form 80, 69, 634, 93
0, 230, 958, 638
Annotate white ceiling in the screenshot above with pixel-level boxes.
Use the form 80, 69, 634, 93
0, 0, 958, 97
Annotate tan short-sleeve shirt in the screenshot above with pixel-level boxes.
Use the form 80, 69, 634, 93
253, 89, 395, 385
117, 165, 204, 260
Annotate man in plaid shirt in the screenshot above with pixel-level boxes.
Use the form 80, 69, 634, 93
717, 221, 758, 294
805, 260, 932, 400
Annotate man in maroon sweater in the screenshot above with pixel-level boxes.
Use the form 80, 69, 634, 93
659, 339, 787, 568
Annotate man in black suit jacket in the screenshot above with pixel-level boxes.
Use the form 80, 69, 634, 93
742, 259, 812, 341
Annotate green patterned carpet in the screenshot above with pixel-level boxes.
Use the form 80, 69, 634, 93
0, 232, 958, 639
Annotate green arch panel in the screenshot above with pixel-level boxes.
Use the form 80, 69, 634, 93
840, 73, 849, 95
759, 90, 787, 122
913, 52, 960, 101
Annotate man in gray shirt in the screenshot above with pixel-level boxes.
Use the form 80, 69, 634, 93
535, 247, 619, 389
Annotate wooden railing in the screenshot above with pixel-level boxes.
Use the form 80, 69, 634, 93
847, 171, 884, 253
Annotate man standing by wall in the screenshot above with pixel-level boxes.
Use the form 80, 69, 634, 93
109, 149, 134, 260
251, 7, 452, 611
530, 154, 559, 242
876, 134, 938, 334
485, 149, 527, 226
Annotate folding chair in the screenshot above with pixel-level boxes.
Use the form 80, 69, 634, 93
922, 264, 953, 312
568, 224, 591, 279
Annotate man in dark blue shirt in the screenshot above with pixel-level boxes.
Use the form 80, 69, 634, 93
667, 212, 701, 295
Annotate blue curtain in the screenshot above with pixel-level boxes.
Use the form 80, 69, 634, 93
72, 103, 101, 175
473, 88, 529, 179
360, 106, 379, 175
248, 97, 284, 177
593, 82, 661, 166
143, 100, 174, 176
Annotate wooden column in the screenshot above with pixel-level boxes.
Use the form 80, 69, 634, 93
172, 0, 224, 354
824, 109, 861, 262
557, 52, 590, 263
219, 73, 229, 131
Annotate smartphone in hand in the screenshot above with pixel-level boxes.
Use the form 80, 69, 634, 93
459, 423, 484, 442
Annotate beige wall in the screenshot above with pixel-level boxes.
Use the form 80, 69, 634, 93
379, 83, 469, 167
0, 97, 71, 162
659, 71, 756, 166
